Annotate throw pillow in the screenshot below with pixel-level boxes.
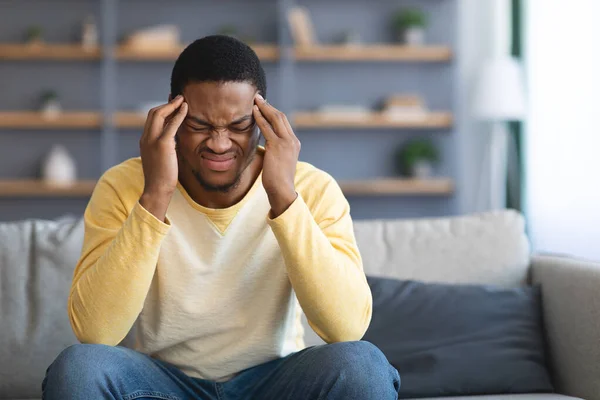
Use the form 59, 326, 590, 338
364, 276, 554, 398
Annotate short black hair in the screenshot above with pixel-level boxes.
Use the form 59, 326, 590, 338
170, 35, 267, 98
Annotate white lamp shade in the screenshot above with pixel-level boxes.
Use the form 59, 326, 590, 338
473, 56, 527, 121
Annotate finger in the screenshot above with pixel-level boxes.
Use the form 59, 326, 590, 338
155, 95, 184, 119
253, 105, 278, 142
143, 96, 184, 141
254, 94, 290, 138
281, 111, 298, 141
147, 96, 185, 138
141, 107, 157, 142
161, 102, 188, 140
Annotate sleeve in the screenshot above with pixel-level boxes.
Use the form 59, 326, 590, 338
267, 174, 372, 343
68, 175, 171, 345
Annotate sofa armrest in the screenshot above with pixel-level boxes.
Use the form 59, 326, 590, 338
531, 254, 600, 400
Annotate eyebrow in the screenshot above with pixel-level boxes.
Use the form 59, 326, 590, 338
186, 114, 253, 127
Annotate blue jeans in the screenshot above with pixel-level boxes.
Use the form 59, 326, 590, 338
42, 341, 400, 400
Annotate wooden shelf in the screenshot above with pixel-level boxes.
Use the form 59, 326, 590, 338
0, 112, 102, 129
0, 44, 101, 60
114, 111, 146, 128
293, 45, 452, 62
294, 111, 452, 129
0, 180, 97, 197
116, 44, 279, 61
339, 178, 454, 196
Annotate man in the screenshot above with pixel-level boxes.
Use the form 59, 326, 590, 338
43, 35, 400, 400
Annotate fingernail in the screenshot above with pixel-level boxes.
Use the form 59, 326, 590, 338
256, 93, 264, 101
253, 105, 259, 111
175, 95, 182, 100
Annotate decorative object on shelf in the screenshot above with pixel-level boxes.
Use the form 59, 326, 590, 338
40, 90, 62, 118
393, 9, 427, 45
337, 30, 362, 47
41, 145, 77, 187
316, 105, 372, 121
287, 6, 317, 47
25, 26, 43, 46
81, 15, 98, 51
382, 94, 428, 121
396, 139, 440, 178
121, 25, 181, 52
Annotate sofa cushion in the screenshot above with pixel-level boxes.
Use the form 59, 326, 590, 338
0, 217, 84, 399
363, 276, 554, 398
353, 210, 530, 287
302, 211, 532, 348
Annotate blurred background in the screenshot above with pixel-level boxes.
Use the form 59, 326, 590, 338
0, 0, 598, 261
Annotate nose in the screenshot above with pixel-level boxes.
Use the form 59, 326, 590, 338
206, 129, 233, 154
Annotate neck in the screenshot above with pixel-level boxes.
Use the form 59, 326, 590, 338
178, 150, 263, 209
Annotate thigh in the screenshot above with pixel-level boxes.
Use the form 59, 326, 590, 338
42, 344, 217, 400
227, 341, 400, 400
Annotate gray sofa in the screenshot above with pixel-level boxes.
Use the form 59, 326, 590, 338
1, 210, 598, 399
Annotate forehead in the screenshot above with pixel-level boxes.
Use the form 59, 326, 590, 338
183, 81, 256, 118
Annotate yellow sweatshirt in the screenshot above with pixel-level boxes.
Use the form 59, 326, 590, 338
68, 151, 372, 381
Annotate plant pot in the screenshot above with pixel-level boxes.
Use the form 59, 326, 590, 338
403, 27, 425, 46
27, 38, 43, 48
41, 99, 62, 119
341, 31, 362, 47
42, 145, 77, 186
411, 159, 434, 178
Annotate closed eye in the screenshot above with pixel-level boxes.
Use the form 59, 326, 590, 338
231, 122, 255, 132
185, 122, 210, 132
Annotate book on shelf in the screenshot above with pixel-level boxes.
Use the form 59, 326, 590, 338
287, 6, 318, 47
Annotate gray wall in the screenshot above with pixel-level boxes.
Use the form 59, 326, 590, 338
0, 0, 461, 221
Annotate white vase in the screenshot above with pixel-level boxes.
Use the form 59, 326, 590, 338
41, 99, 62, 119
42, 145, 77, 186
81, 16, 99, 51
404, 27, 425, 46
411, 160, 434, 179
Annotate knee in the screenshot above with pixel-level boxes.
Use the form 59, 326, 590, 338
44, 344, 129, 393
322, 341, 388, 370
320, 341, 400, 394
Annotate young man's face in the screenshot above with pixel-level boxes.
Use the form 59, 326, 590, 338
175, 81, 260, 192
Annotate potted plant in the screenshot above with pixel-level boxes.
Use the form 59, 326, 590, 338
217, 25, 239, 40
40, 90, 62, 118
392, 9, 427, 46
25, 25, 43, 46
396, 139, 439, 178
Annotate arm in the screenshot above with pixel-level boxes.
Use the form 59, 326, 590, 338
531, 254, 600, 400
69, 96, 187, 345
251, 94, 371, 343
68, 176, 170, 345
268, 177, 372, 344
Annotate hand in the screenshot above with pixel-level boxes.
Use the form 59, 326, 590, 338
139, 95, 188, 221
253, 94, 300, 218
